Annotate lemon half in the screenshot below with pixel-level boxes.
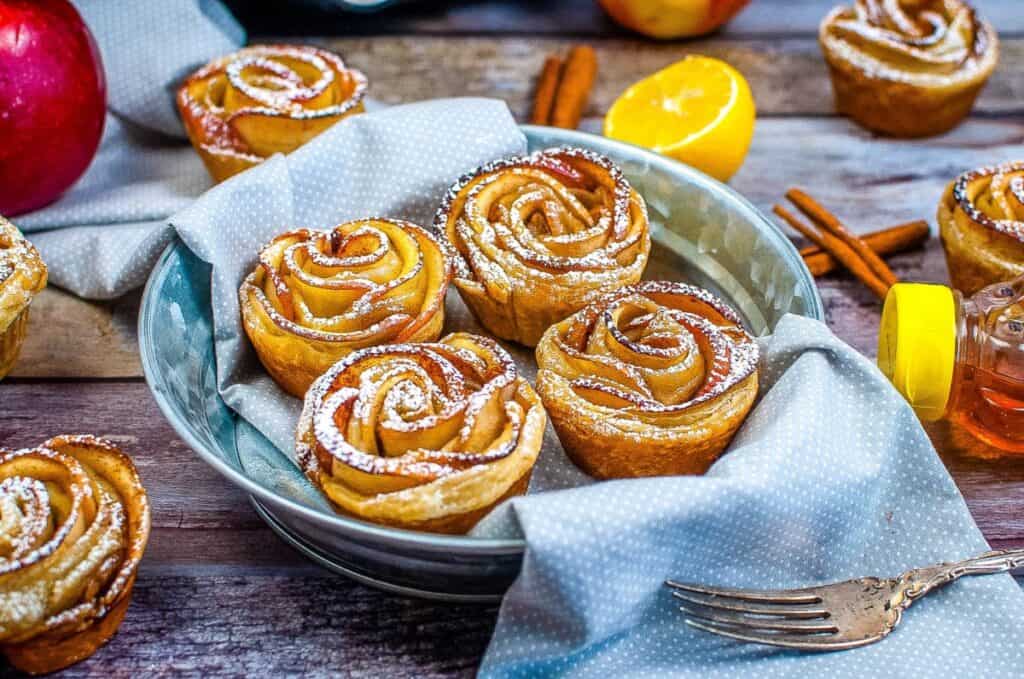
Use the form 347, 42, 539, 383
604, 56, 756, 182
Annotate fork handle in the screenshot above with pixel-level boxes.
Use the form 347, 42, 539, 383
947, 549, 1024, 577
899, 549, 1024, 602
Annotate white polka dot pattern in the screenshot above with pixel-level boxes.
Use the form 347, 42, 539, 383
18, 115, 211, 299
171, 98, 527, 464
75, 0, 245, 138
16, 0, 244, 299
477, 315, 1024, 678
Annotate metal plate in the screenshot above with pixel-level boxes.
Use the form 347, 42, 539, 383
139, 126, 823, 600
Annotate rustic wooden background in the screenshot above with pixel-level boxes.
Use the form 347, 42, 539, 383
3, 0, 1023, 675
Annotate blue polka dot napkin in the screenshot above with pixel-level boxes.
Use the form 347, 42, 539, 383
75, 0, 245, 138
478, 315, 1024, 677
13, 1, 243, 298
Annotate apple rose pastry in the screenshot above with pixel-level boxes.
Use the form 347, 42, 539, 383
536, 281, 759, 479
177, 44, 367, 182
296, 333, 546, 534
0, 217, 46, 380
435, 147, 651, 347
938, 162, 1024, 294
819, 0, 998, 137
0, 436, 150, 675
241, 219, 452, 398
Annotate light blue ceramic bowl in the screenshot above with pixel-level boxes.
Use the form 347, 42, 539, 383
139, 126, 823, 601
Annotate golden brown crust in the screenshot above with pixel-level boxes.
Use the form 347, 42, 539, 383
0, 217, 47, 380
938, 162, 1024, 294
2, 578, 135, 676
240, 219, 452, 398
295, 333, 546, 534
176, 44, 368, 182
435, 147, 651, 347
819, 0, 998, 137
344, 471, 533, 535
535, 281, 759, 479
0, 436, 150, 675
0, 308, 31, 381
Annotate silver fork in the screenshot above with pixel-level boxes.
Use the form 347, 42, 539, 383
667, 549, 1024, 651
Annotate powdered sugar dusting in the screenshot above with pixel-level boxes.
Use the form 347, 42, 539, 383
0, 436, 149, 642
820, 0, 997, 86
0, 218, 47, 334
301, 334, 539, 489
434, 146, 648, 285
951, 161, 1024, 243
177, 43, 368, 166
542, 281, 759, 416
240, 219, 451, 344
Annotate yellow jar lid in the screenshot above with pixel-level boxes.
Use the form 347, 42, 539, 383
877, 282, 957, 421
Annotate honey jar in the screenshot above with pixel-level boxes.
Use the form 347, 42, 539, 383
879, 277, 1024, 453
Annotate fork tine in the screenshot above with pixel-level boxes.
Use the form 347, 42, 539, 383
671, 591, 829, 619
684, 619, 838, 650
679, 607, 838, 634
685, 619, 881, 652
665, 580, 821, 604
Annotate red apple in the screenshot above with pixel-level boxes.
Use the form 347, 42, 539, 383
598, 0, 751, 39
0, 0, 105, 216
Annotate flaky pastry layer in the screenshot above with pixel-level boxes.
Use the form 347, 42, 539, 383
296, 333, 546, 533
241, 219, 452, 398
536, 281, 759, 479
177, 44, 367, 182
0, 436, 150, 675
435, 147, 651, 346
939, 161, 1024, 294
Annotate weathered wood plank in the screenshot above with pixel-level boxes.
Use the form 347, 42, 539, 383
10, 288, 141, 379
0, 381, 257, 534
929, 421, 1024, 548
30, 574, 496, 678
727, 116, 1020, 362
234, 0, 1024, 38
0, 380, 1019, 677
320, 36, 1024, 118
730, 117, 1024, 230
729, 0, 1019, 36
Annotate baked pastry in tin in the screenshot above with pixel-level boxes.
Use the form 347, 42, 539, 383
938, 161, 1024, 294
0, 217, 46, 379
535, 281, 759, 479
0, 436, 150, 675
177, 44, 367, 182
435, 147, 651, 347
296, 333, 546, 533
240, 219, 451, 398
819, 0, 998, 137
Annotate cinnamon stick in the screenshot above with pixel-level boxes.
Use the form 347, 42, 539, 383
549, 45, 597, 129
773, 204, 891, 299
530, 55, 563, 125
786, 188, 899, 288
801, 220, 929, 276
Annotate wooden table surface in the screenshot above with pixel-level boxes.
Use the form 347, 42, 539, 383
4, 1, 1024, 675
